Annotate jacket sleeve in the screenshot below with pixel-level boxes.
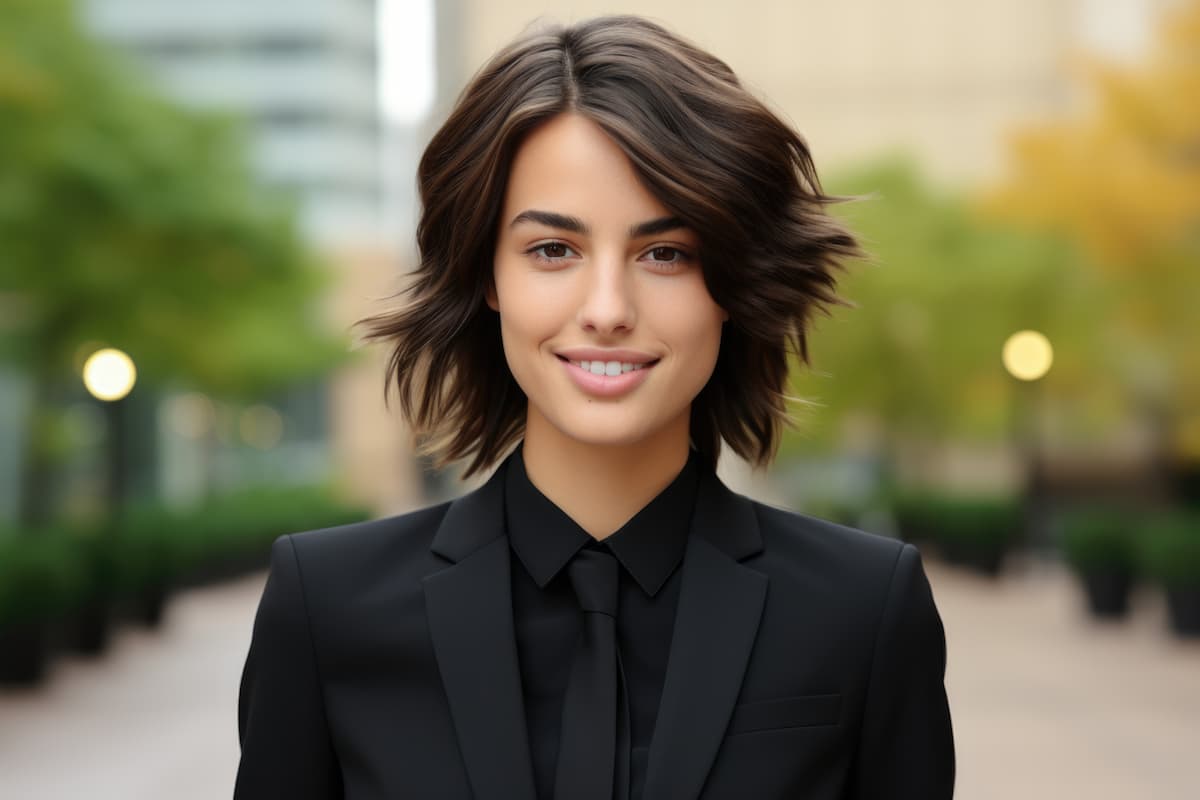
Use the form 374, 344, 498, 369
850, 543, 955, 799
234, 534, 343, 799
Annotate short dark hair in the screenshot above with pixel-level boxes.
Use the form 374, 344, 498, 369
356, 14, 864, 478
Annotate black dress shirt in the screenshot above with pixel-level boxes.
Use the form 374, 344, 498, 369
503, 444, 701, 800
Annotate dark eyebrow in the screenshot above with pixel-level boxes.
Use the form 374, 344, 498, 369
509, 210, 690, 240
509, 210, 589, 235
629, 216, 687, 239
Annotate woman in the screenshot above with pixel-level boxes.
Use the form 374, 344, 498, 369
234, 14, 954, 800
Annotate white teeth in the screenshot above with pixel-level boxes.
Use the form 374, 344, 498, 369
570, 359, 649, 375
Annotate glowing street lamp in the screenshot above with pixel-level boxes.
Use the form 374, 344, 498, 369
1003, 330, 1053, 551
81, 347, 137, 515
1002, 330, 1053, 382
82, 348, 137, 401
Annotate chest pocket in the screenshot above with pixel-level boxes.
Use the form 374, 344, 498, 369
725, 692, 842, 735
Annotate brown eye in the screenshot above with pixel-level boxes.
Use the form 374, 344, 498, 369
527, 242, 578, 263
650, 247, 679, 262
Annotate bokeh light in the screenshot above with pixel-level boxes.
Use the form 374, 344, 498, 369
1002, 330, 1054, 382
81, 348, 137, 401
238, 405, 284, 450
165, 392, 216, 440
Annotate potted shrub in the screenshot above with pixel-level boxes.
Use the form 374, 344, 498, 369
1059, 506, 1137, 618
1139, 510, 1200, 638
889, 488, 942, 552
172, 483, 371, 588
0, 531, 85, 685
893, 489, 1021, 576
63, 524, 120, 656
937, 495, 1022, 576
110, 504, 179, 628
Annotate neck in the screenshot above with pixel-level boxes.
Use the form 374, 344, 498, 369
521, 407, 691, 540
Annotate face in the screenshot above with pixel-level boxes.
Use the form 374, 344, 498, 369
488, 112, 728, 451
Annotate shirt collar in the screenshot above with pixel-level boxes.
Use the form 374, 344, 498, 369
503, 442, 700, 597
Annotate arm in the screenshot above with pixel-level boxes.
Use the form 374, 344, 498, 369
234, 535, 343, 799
850, 543, 955, 799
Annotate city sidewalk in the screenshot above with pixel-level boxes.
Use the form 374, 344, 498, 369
1, 556, 1197, 799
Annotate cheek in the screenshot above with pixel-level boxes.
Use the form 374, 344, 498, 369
654, 281, 726, 363
494, 261, 568, 351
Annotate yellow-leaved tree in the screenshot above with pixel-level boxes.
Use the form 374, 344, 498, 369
983, 0, 1200, 468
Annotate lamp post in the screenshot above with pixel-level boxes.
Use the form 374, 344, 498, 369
1002, 330, 1054, 553
82, 348, 137, 517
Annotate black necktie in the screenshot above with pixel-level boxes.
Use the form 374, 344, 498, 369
554, 547, 630, 800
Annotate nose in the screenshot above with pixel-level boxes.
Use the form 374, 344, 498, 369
576, 254, 636, 335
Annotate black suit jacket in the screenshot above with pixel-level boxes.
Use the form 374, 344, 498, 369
235, 464, 955, 799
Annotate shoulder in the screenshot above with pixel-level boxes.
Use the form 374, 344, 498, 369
277, 499, 456, 600
739, 498, 943, 663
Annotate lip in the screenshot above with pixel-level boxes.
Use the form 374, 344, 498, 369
554, 347, 660, 364
558, 355, 656, 398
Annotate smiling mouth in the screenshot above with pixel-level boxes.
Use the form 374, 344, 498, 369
555, 354, 661, 376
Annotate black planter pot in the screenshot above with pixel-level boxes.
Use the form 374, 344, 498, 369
1165, 585, 1200, 637
1079, 569, 1133, 618
183, 549, 272, 588
130, 582, 169, 628
941, 540, 1005, 577
937, 540, 963, 565
67, 599, 113, 656
962, 546, 1005, 577
224, 548, 272, 580
0, 621, 50, 685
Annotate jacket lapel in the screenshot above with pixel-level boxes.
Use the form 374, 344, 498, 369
422, 466, 538, 800
641, 468, 768, 800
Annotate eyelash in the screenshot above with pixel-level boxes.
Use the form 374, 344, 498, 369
525, 241, 692, 271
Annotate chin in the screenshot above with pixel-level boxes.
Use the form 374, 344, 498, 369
564, 429, 655, 449
544, 403, 678, 450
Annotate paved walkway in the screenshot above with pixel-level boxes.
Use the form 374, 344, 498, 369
1, 556, 1197, 799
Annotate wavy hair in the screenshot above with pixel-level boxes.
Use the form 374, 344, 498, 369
356, 14, 864, 477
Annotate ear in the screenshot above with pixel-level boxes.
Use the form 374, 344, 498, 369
485, 279, 499, 312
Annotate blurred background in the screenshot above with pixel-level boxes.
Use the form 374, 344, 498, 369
1, 0, 1198, 797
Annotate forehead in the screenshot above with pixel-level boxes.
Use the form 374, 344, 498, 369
502, 113, 673, 228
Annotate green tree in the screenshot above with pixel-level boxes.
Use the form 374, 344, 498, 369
781, 159, 1106, 477
0, 0, 351, 526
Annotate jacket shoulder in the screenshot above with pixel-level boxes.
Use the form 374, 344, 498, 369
283, 499, 455, 592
